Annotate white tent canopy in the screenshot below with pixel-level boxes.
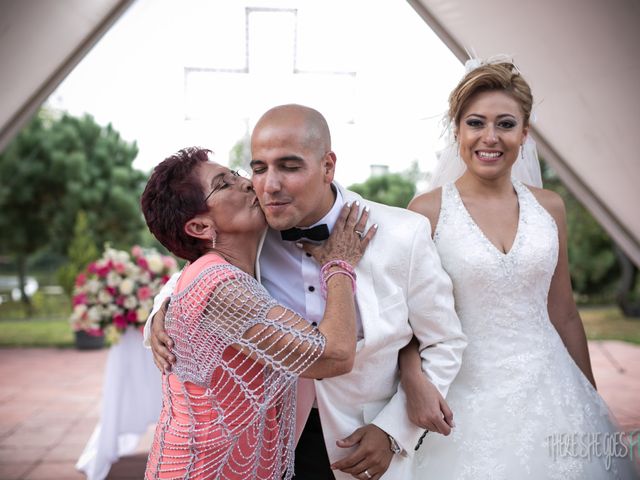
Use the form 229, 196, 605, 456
1, 0, 639, 265
0, 0, 133, 154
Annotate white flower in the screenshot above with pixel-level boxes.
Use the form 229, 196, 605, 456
464, 58, 484, 74
74, 317, 99, 331
70, 304, 87, 321
87, 279, 101, 294
119, 278, 135, 295
116, 251, 130, 264
125, 264, 138, 276
106, 271, 121, 287
87, 306, 102, 322
140, 270, 152, 284
104, 247, 128, 264
123, 295, 138, 310
147, 254, 164, 274
98, 289, 112, 304
137, 307, 150, 322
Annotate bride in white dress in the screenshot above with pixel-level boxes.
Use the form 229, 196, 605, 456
400, 59, 638, 479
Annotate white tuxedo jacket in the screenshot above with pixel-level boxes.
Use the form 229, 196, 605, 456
284, 185, 465, 479
145, 184, 466, 479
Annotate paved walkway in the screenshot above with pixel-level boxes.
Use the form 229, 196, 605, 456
0, 341, 638, 479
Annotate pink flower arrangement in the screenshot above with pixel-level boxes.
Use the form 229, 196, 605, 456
69, 246, 178, 343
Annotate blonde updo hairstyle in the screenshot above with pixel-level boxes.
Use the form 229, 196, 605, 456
448, 62, 533, 131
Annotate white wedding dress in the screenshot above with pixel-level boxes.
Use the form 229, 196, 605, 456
412, 180, 637, 479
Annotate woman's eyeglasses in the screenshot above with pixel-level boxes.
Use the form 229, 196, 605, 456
204, 169, 251, 202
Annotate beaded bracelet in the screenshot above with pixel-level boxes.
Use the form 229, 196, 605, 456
320, 260, 357, 298
320, 259, 356, 281
321, 269, 356, 299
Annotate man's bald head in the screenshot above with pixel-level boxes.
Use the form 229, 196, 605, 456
249, 104, 338, 230
253, 104, 331, 155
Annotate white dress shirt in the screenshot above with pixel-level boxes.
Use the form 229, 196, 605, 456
259, 187, 363, 339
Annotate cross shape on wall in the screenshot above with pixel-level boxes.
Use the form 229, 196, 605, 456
183, 7, 356, 124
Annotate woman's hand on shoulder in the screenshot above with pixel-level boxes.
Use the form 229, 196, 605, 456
303, 202, 377, 267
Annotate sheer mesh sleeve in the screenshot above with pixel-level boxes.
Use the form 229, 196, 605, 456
166, 263, 326, 387
146, 263, 326, 480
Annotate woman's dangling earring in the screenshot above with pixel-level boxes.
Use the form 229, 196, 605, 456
455, 135, 460, 159
211, 230, 217, 249
521, 144, 524, 159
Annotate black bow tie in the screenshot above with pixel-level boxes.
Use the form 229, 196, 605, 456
280, 224, 330, 242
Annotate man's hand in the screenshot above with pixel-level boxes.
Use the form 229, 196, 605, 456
330, 424, 394, 480
151, 299, 176, 373
404, 374, 454, 436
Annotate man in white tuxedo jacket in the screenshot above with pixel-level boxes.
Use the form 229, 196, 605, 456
145, 104, 466, 479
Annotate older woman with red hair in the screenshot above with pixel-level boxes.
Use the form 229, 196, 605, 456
140, 147, 374, 479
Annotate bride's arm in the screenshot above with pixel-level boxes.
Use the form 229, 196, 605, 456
398, 338, 454, 436
400, 189, 456, 436
537, 188, 597, 388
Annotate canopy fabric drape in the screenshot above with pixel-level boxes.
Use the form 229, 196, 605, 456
0, 0, 134, 154
1, 0, 638, 265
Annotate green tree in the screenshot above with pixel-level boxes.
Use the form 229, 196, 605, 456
0, 109, 146, 307
56, 211, 99, 296
349, 171, 416, 208
541, 160, 621, 301
45, 112, 146, 253
0, 112, 74, 310
228, 130, 251, 172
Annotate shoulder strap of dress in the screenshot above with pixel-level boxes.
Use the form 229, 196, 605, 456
433, 183, 454, 239
439, 182, 457, 212
512, 178, 536, 207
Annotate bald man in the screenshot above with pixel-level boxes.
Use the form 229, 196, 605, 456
146, 104, 466, 479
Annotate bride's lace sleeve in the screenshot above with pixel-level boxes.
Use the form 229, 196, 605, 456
167, 264, 326, 386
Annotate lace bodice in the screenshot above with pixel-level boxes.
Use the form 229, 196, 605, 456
436, 179, 558, 334
435, 180, 560, 383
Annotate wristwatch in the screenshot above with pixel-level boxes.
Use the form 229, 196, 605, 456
388, 434, 402, 454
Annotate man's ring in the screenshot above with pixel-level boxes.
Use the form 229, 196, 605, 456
364, 470, 372, 479
354, 230, 364, 239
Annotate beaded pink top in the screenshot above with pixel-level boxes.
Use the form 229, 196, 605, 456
145, 254, 326, 479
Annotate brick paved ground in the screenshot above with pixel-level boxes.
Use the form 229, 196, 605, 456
0, 341, 638, 479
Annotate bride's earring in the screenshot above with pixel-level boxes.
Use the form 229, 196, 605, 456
455, 135, 460, 159
520, 144, 524, 159
211, 230, 217, 249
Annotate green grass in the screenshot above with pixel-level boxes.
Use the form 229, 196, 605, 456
0, 291, 71, 320
581, 306, 640, 345
0, 292, 75, 348
0, 318, 74, 348
0, 303, 637, 348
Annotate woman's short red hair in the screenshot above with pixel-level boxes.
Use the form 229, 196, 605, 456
140, 147, 211, 262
